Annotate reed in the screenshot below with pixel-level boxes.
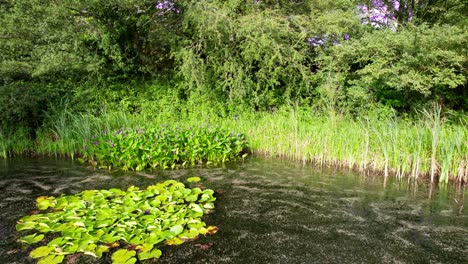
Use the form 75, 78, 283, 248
1, 106, 467, 183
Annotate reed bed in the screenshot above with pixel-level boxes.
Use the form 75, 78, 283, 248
1, 107, 466, 183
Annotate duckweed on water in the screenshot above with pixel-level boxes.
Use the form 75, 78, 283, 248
16, 180, 218, 264
83, 127, 248, 171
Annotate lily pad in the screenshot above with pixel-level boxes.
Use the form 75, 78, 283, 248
187, 176, 201, 183
30, 246, 55, 259
37, 254, 64, 264
17, 180, 218, 264
20, 233, 44, 244
111, 249, 136, 264
138, 248, 162, 260
36, 196, 56, 210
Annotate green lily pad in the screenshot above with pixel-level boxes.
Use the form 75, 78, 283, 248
17, 180, 218, 263
30, 246, 55, 259
112, 249, 136, 264
37, 254, 64, 264
20, 233, 44, 244
36, 196, 56, 210
16, 222, 37, 231
138, 248, 162, 260
187, 176, 201, 183
170, 225, 184, 236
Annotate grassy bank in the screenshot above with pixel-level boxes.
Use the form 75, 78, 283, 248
0, 107, 467, 184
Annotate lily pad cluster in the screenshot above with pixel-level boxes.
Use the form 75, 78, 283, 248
84, 126, 248, 171
16, 180, 218, 264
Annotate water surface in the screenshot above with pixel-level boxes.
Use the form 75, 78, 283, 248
0, 158, 466, 263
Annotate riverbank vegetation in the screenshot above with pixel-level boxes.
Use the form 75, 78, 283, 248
84, 127, 248, 171
1, 0, 467, 183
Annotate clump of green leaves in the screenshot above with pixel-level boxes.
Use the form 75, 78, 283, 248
84, 126, 248, 171
16, 180, 218, 264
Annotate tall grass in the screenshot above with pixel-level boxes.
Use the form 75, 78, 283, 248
1, 105, 467, 183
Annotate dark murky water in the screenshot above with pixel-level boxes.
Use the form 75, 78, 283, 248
0, 158, 467, 263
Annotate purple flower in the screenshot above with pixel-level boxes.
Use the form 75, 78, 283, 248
308, 36, 326, 47
144, 210, 150, 215
357, 0, 410, 30
393, 0, 400, 11
155, 0, 180, 15
308, 34, 343, 47
93, 141, 99, 146
344, 34, 350, 40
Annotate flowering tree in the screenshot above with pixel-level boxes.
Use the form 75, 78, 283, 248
155, 0, 180, 15
357, 0, 413, 30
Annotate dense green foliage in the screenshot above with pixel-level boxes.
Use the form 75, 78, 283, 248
0, 0, 467, 182
1, 104, 466, 183
1, 0, 466, 126
84, 127, 248, 171
16, 180, 218, 264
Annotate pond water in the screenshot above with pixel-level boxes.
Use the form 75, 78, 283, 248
0, 158, 467, 264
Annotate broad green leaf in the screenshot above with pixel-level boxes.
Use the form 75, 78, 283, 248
36, 196, 56, 210
187, 177, 201, 183
111, 249, 136, 264
203, 203, 215, 209
185, 194, 198, 202
48, 237, 65, 246
16, 222, 36, 231
135, 243, 153, 253
30, 246, 55, 258
138, 248, 162, 260
170, 225, 184, 235
95, 245, 109, 258
20, 233, 44, 244
180, 228, 199, 239
190, 204, 204, 214
37, 254, 64, 264
165, 237, 184, 245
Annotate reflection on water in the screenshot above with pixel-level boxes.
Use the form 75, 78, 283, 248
0, 157, 466, 263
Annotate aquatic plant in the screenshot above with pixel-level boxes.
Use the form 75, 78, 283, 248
83, 127, 248, 171
16, 180, 218, 264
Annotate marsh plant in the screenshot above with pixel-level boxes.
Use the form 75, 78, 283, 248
83, 127, 248, 171
16, 179, 218, 264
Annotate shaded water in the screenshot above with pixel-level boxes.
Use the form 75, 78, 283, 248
0, 158, 467, 263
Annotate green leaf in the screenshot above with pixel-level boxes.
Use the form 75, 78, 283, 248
190, 204, 204, 214
30, 246, 55, 259
187, 176, 201, 183
20, 233, 44, 244
16, 222, 36, 231
170, 225, 184, 236
138, 248, 162, 260
37, 254, 64, 264
36, 196, 56, 210
203, 203, 215, 209
95, 245, 110, 258
111, 249, 136, 264
165, 237, 184, 245
185, 194, 198, 202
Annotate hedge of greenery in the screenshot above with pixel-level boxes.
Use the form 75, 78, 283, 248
17, 179, 218, 264
83, 127, 248, 171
